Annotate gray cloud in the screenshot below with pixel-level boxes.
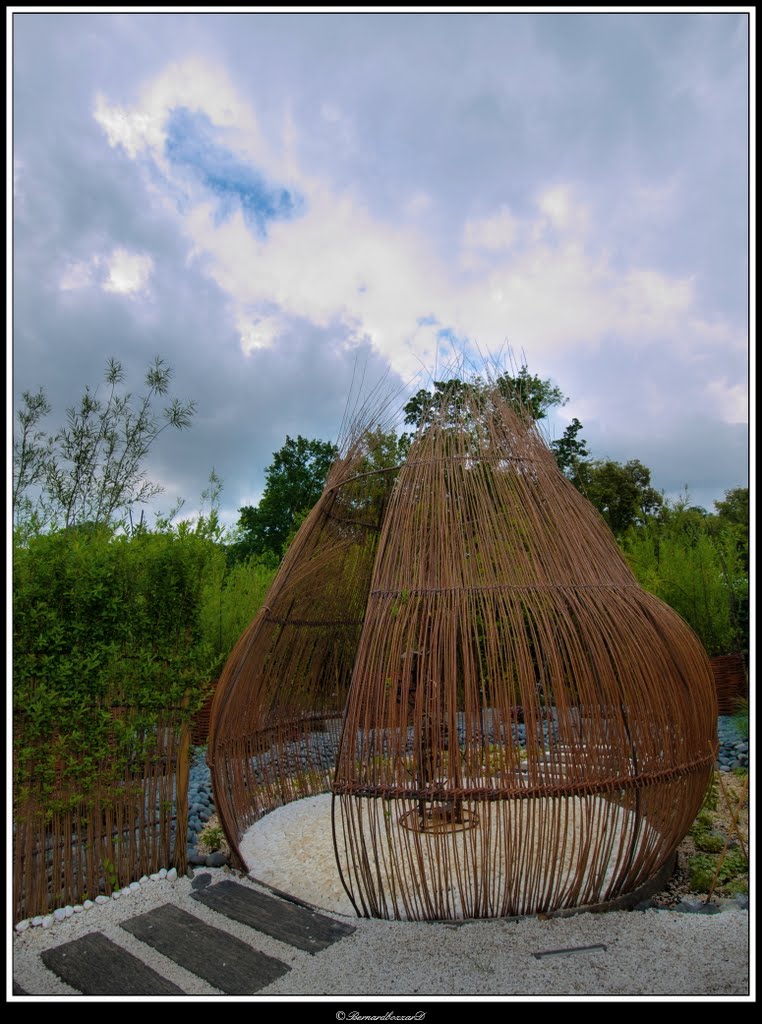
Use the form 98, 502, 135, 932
12, 11, 749, 530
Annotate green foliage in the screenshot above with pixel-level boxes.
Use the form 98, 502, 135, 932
13, 524, 221, 808
197, 817, 227, 854
199, 554, 277, 674
575, 458, 663, 534
620, 500, 748, 656
403, 366, 567, 429
550, 417, 590, 479
13, 357, 196, 534
233, 435, 339, 562
687, 849, 748, 894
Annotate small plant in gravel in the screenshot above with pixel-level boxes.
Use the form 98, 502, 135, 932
196, 815, 229, 856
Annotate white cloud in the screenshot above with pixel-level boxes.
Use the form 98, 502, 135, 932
60, 258, 97, 292
238, 313, 283, 354
463, 205, 519, 252
537, 184, 589, 235
705, 378, 748, 425
58, 248, 153, 297
92, 59, 745, 392
103, 248, 153, 295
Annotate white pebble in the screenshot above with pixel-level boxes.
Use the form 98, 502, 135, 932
31, 916, 44, 928
158, 868, 168, 879
139, 876, 149, 884
129, 882, 141, 892
94, 895, 110, 905
53, 908, 67, 922
149, 873, 161, 881
73, 905, 84, 914
15, 920, 30, 933
83, 900, 94, 910
111, 891, 121, 900
41, 916, 54, 928
166, 868, 178, 882
64, 906, 74, 918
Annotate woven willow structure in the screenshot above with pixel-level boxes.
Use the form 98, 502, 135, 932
210, 384, 717, 920
208, 427, 398, 871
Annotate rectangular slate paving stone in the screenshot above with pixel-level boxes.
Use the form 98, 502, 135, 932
121, 903, 291, 994
191, 880, 356, 953
40, 932, 185, 995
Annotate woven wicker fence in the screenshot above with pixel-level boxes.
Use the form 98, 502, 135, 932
13, 706, 190, 921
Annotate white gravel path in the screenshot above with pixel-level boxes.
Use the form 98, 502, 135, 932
11, 865, 751, 998
12, 789, 751, 1000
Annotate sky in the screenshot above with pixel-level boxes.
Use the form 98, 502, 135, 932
10, 8, 751, 530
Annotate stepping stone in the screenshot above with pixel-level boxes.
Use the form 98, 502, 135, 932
40, 933, 184, 995
191, 880, 356, 953
121, 904, 290, 994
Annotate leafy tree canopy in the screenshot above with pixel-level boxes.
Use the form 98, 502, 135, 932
402, 366, 567, 429
550, 417, 590, 480
13, 357, 196, 536
575, 458, 664, 535
234, 435, 339, 562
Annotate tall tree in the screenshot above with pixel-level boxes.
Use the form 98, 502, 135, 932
13, 357, 196, 534
551, 417, 590, 481
403, 366, 567, 430
575, 458, 663, 535
234, 435, 339, 562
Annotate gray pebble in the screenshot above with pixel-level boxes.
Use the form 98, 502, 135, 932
129, 882, 141, 892
95, 895, 110, 905
31, 916, 44, 927
206, 852, 228, 867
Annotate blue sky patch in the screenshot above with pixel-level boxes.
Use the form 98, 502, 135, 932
164, 107, 303, 235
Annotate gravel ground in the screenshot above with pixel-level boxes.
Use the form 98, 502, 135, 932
11, 867, 750, 998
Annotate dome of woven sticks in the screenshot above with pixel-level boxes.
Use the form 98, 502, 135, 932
332, 384, 717, 920
208, 427, 399, 871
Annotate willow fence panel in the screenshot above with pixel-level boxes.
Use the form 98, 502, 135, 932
13, 706, 190, 921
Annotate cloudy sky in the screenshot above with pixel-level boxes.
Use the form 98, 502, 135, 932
11, 10, 750, 529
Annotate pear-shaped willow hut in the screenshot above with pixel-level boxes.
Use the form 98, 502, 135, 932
209, 384, 717, 921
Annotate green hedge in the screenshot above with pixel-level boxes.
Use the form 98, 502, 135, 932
13, 524, 224, 809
